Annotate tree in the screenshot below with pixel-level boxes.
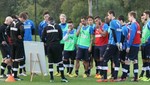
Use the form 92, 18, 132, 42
88, 0, 93, 16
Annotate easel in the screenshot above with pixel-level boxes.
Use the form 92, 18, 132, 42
30, 53, 44, 81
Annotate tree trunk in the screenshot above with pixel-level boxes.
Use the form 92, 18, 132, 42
88, 0, 93, 16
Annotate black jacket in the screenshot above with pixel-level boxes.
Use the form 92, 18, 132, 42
0, 23, 9, 44
10, 19, 24, 44
42, 23, 62, 45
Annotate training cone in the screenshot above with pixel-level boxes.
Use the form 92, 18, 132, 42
5, 74, 16, 82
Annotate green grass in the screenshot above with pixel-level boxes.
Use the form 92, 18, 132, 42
0, 36, 149, 85
0, 51, 150, 85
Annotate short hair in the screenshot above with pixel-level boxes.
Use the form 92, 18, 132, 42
67, 20, 73, 23
43, 11, 49, 16
128, 11, 137, 18
87, 16, 94, 19
118, 15, 125, 22
5, 16, 13, 22
59, 14, 67, 19
94, 16, 101, 20
81, 16, 86, 20
144, 10, 150, 16
11, 15, 18, 19
19, 12, 28, 20
108, 10, 115, 16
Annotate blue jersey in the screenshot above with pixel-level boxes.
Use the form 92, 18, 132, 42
23, 19, 35, 41
103, 23, 109, 32
38, 20, 48, 39
127, 22, 140, 48
78, 25, 94, 49
147, 20, 150, 43
108, 19, 122, 45
121, 25, 129, 49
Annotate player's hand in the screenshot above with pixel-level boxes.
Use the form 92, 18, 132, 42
67, 28, 71, 33
116, 42, 120, 50
2, 41, 7, 45
79, 23, 83, 28
119, 43, 123, 51
88, 47, 92, 52
126, 47, 130, 53
18, 35, 22, 39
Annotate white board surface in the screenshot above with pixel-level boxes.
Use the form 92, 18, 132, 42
24, 41, 47, 75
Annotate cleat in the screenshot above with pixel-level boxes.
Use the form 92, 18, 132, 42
19, 73, 27, 76
61, 78, 68, 82
97, 79, 108, 82
68, 74, 74, 78
14, 77, 23, 81
72, 73, 78, 77
83, 74, 88, 78
95, 74, 102, 79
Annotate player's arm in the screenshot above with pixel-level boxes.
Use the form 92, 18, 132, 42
31, 20, 35, 35
57, 25, 63, 41
76, 23, 82, 36
100, 24, 108, 37
89, 27, 94, 52
127, 23, 137, 48
41, 27, 46, 43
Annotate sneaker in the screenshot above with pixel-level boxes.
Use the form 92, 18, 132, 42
142, 77, 150, 81
61, 78, 68, 82
14, 77, 23, 81
97, 79, 108, 82
19, 73, 27, 76
95, 74, 102, 79
83, 74, 88, 78
0, 74, 7, 78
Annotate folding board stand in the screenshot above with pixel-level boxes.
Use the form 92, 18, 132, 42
30, 53, 44, 81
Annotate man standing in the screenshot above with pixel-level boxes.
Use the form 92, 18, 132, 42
42, 17, 68, 82
10, 12, 27, 81
0, 16, 13, 78
75, 16, 94, 78
63, 20, 77, 77
97, 10, 122, 82
123, 11, 141, 82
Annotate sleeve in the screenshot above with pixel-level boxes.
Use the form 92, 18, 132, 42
41, 27, 46, 43
38, 22, 42, 38
63, 31, 69, 41
57, 25, 63, 40
127, 23, 137, 48
89, 26, 94, 35
147, 21, 150, 30
103, 24, 108, 32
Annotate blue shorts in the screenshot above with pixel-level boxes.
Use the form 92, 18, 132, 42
94, 45, 107, 59
76, 47, 90, 61
64, 50, 76, 60
126, 46, 139, 61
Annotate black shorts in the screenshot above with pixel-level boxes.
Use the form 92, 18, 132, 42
103, 44, 119, 63
47, 44, 62, 63
11, 42, 25, 60
126, 46, 139, 61
0, 44, 11, 59
64, 50, 76, 60
119, 50, 126, 62
94, 45, 107, 59
76, 47, 90, 61
141, 45, 150, 59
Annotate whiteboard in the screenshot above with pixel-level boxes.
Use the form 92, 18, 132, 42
24, 41, 47, 75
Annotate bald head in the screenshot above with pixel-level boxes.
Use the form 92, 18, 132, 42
5, 16, 13, 25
